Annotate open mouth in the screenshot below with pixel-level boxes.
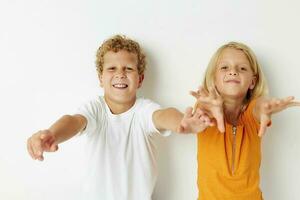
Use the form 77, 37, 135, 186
112, 84, 128, 89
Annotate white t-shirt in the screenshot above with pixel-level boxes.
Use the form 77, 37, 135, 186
76, 96, 170, 200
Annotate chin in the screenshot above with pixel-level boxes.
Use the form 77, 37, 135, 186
111, 95, 136, 104
223, 92, 247, 99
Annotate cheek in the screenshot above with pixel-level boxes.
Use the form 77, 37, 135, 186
100, 75, 111, 86
129, 74, 140, 83
214, 74, 223, 86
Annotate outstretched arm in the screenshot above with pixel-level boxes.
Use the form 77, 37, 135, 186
253, 96, 300, 137
153, 107, 213, 134
27, 114, 87, 161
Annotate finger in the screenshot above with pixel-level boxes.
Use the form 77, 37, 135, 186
288, 101, 300, 107
31, 136, 44, 160
185, 107, 193, 118
268, 97, 300, 112
27, 138, 36, 160
258, 125, 266, 137
208, 87, 217, 99
258, 122, 268, 137
282, 96, 300, 106
215, 114, 225, 133
50, 143, 59, 152
202, 115, 212, 125
283, 96, 294, 102
197, 96, 214, 105
209, 120, 216, 127
194, 108, 204, 119
37, 154, 44, 161
210, 86, 220, 99
199, 86, 209, 97
33, 145, 44, 160
199, 115, 207, 123
208, 118, 216, 127
205, 119, 213, 127
40, 131, 56, 150
258, 115, 271, 137
190, 90, 200, 99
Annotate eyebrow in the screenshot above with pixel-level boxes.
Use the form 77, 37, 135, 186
217, 61, 250, 66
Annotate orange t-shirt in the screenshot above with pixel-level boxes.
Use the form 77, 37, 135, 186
197, 100, 263, 200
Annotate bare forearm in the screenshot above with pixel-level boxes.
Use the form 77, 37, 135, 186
153, 108, 183, 132
48, 114, 86, 144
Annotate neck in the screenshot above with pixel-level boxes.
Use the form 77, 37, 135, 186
104, 96, 136, 114
223, 96, 245, 125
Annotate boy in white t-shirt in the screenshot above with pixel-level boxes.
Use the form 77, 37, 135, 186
27, 35, 210, 200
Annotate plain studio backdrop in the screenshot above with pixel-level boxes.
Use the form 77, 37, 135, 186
1, 0, 300, 199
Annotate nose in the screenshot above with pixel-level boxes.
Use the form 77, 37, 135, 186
228, 68, 238, 76
115, 70, 126, 79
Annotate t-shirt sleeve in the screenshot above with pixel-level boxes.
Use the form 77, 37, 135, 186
140, 100, 171, 137
76, 100, 101, 136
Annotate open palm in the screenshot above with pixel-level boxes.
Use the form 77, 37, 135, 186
258, 96, 300, 137
178, 107, 214, 133
190, 86, 225, 133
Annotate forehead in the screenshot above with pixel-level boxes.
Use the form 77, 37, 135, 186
218, 48, 250, 65
103, 50, 138, 65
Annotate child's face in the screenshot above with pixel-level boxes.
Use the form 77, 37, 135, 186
214, 48, 256, 99
100, 50, 144, 107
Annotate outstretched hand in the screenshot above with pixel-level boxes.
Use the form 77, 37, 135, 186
27, 130, 58, 161
257, 96, 300, 137
178, 107, 215, 133
190, 86, 225, 133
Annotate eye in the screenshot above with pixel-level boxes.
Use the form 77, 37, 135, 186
239, 65, 249, 71
106, 66, 116, 71
220, 65, 228, 70
125, 67, 134, 71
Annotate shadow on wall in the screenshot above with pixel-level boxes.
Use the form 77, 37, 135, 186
138, 47, 160, 103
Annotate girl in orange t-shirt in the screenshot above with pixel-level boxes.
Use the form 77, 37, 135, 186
190, 42, 300, 200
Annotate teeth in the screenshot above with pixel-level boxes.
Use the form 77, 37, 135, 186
113, 84, 127, 88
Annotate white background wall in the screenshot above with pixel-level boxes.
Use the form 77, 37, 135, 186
1, 0, 300, 199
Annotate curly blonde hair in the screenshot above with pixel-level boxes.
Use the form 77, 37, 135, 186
96, 35, 146, 75
203, 42, 268, 101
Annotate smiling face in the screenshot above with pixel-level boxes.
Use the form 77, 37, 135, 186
214, 48, 257, 100
100, 50, 144, 111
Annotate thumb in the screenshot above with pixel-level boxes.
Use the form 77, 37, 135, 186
50, 143, 59, 152
177, 125, 184, 133
258, 115, 271, 137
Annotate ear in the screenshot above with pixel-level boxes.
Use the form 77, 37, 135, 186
249, 75, 257, 90
138, 74, 144, 88
98, 73, 104, 88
